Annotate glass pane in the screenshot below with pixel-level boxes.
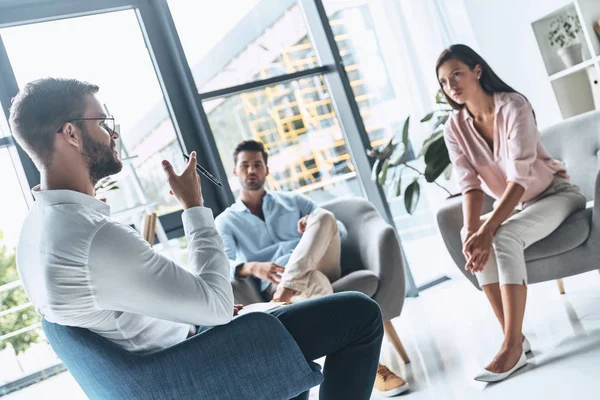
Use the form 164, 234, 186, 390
0, 147, 39, 385
168, 0, 320, 93
323, 0, 456, 286
1, 11, 185, 218
204, 75, 363, 203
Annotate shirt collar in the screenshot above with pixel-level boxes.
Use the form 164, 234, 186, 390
460, 92, 511, 121
31, 185, 111, 216
231, 190, 273, 212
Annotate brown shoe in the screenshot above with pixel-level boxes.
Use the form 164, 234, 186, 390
374, 364, 409, 397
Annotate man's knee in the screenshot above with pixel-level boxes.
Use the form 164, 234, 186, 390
333, 292, 383, 330
309, 208, 337, 232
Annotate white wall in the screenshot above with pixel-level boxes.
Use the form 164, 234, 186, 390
461, 0, 572, 128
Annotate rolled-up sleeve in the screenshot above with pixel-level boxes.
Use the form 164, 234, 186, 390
444, 122, 481, 194
505, 102, 537, 190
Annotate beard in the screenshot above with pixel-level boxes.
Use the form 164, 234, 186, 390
81, 128, 123, 186
241, 175, 265, 191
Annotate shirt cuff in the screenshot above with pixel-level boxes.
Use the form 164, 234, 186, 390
460, 183, 482, 195
182, 206, 215, 234
506, 162, 532, 191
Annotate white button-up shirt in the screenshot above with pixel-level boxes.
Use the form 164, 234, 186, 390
17, 187, 234, 353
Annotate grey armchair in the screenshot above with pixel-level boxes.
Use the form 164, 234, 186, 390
231, 196, 410, 363
437, 109, 600, 293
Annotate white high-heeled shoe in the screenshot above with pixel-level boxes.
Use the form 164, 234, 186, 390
523, 337, 531, 354
474, 351, 527, 383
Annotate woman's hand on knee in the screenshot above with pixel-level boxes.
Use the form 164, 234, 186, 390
466, 250, 490, 273
463, 228, 493, 273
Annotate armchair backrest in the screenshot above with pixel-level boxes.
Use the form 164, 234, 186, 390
42, 319, 136, 399
321, 197, 381, 275
540, 109, 600, 200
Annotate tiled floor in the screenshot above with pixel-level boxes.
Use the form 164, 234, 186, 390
5, 270, 600, 399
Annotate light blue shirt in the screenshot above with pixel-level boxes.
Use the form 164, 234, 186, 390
215, 191, 347, 292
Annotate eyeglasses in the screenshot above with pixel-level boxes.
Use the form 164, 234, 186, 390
58, 116, 116, 133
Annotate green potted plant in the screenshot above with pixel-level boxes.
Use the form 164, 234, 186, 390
367, 90, 456, 214
548, 13, 583, 68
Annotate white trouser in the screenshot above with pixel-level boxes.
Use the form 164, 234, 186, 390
461, 177, 586, 287
269, 208, 341, 301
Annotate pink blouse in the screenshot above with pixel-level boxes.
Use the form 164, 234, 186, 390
444, 92, 567, 203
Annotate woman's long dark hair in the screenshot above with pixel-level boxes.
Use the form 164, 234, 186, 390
435, 44, 533, 119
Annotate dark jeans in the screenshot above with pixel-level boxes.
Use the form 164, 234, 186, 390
268, 292, 384, 400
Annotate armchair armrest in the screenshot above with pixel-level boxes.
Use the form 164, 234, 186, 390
593, 170, 600, 229
231, 277, 264, 305
436, 196, 466, 272
436, 193, 494, 290
357, 215, 405, 321
144, 313, 323, 399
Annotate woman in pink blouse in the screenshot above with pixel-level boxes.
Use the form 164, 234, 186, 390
438, 44, 586, 382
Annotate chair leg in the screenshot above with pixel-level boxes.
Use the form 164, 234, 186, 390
556, 279, 565, 295
383, 321, 410, 364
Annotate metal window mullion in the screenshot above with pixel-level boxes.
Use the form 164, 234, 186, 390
136, 0, 235, 212
0, 0, 138, 28
0, 35, 40, 192
298, 0, 394, 226
299, 0, 419, 297
197, 66, 331, 101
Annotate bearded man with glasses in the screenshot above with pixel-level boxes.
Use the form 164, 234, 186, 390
9, 77, 384, 400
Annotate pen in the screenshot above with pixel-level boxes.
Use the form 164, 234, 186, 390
182, 153, 223, 187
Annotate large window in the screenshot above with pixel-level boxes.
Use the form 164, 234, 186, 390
168, 0, 319, 93
1, 10, 185, 220
322, 0, 457, 286
0, 146, 54, 386
168, 0, 365, 204
205, 75, 361, 201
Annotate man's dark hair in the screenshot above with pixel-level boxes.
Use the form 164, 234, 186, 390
233, 140, 269, 165
9, 77, 100, 169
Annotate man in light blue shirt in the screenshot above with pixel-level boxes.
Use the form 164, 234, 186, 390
215, 140, 348, 303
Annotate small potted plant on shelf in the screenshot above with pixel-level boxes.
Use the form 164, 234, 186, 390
367, 90, 456, 215
548, 13, 583, 68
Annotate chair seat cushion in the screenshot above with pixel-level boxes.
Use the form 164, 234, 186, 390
525, 207, 592, 262
332, 270, 379, 297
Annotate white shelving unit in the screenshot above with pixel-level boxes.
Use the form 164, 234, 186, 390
532, 0, 600, 119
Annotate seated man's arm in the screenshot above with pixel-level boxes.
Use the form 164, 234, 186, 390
88, 207, 234, 327
214, 217, 245, 280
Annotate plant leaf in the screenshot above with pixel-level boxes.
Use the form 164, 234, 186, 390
433, 114, 449, 130
381, 137, 396, 157
424, 135, 446, 164
395, 168, 403, 197
387, 169, 398, 197
424, 137, 451, 182
378, 159, 390, 186
404, 179, 420, 215
420, 112, 435, 123
444, 163, 452, 180
419, 129, 444, 157
371, 159, 381, 182
401, 116, 410, 151
435, 90, 444, 104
